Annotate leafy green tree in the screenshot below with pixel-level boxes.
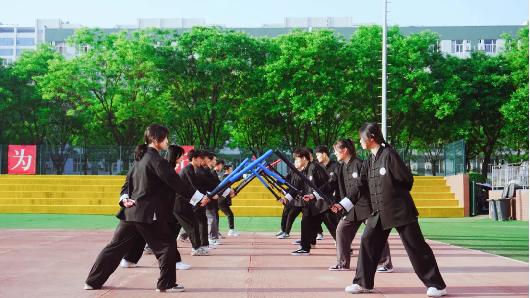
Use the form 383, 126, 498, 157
164, 27, 269, 150
1, 45, 60, 145
39, 29, 171, 171
264, 30, 352, 150
454, 52, 515, 177
499, 26, 529, 161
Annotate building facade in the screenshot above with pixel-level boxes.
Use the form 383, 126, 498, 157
0, 18, 525, 64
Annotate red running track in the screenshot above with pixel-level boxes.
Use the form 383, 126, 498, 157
0, 230, 527, 297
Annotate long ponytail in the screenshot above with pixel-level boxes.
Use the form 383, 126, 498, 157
359, 122, 390, 148
134, 144, 148, 161
166, 145, 185, 168
333, 138, 357, 159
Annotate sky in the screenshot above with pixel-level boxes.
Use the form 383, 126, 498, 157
1, 0, 528, 28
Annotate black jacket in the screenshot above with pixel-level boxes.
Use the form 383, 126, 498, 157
124, 147, 199, 223
302, 161, 332, 216
196, 167, 219, 209
177, 163, 206, 212
285, 170, 304, 207
322, 160, 340, 203
337, 158, 372, 222
115, 165, 134, 221
365, 145, 419, 230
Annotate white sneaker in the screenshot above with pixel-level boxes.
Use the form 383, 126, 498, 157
191, 247, 209, 256
228, 229, 240, 237
144, 245, 153, 254
316, 233, 324, 240
345, 284, 373, 294
209, 239, 221, 245
119, 259, 137, 268
156, 284, 185, 292
427, 287, 447, 297
175, 262, 192, 270
83, 283, 95, 290
275, 231, 284, 236
376, 266, 394, 273
200, 245, 213, 251
277, 233, 290, 239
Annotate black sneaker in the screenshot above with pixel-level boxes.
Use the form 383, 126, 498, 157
329, 264, 351, 271
291, 248, 310, 256
156, 284, 185, 292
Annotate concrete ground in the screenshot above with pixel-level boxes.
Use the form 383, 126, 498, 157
0, 229, 527, 297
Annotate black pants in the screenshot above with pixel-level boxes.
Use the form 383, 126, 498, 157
285, 205, 303, 235
300, 209, 338, 251
123, 220, 186, 263
315, 217, 324, 234
218, 201, 235, 229
175, 207, 202, 250
280, 204, 290, 233
317, 210, 338, 240
193, 207, 209, 247
86, 220, 177, 290
352, 218, 446, 290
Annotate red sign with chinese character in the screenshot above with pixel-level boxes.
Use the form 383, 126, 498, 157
175, 146, 194, 173
8, 145, 37, 175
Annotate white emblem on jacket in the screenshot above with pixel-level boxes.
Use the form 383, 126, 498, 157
352, 172, 358, 179
379, 167, 387, 176
309, 176, 313, 181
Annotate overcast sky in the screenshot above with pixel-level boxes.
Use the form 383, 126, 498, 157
1, 0, 528, 27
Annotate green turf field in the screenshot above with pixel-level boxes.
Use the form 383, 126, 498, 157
0, 214, 527, 262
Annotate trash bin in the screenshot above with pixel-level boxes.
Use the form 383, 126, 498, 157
495, 198, 511, 221
488, 199, 498, 220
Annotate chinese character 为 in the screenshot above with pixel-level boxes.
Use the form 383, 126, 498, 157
11, 149, 32, 171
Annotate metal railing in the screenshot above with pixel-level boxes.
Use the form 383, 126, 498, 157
444, 140, 466, 176
491, 161, 529, 190
0, 141, 468, 176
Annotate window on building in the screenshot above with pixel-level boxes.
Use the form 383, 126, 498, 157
16, 38, 35, 46
16, 49, 31, 56
0, 38, 14, 46
0, 49, 14, 56
0, 27, 15, 33
484, 39, 497, 53
17, 27, 35, 33
451, 40, 464, 53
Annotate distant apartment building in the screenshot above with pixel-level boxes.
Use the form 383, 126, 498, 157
0, 17, 524, 64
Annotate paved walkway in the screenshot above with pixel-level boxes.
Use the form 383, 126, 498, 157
0, 229, 527, 297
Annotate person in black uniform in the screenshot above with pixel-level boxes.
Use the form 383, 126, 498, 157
328, 139, 393, 272
179, 150, 213, 251
315, 145, 340, 240
119, 145, 205, 267
288, 148, 338, 256
198, 152, 222, 245
84, 124, 208, 293
218, 164, 240, 236
169, 146, 207, 257
306, 147, 325, 239
277, 162, 305, 239
345, 123, 447, 297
